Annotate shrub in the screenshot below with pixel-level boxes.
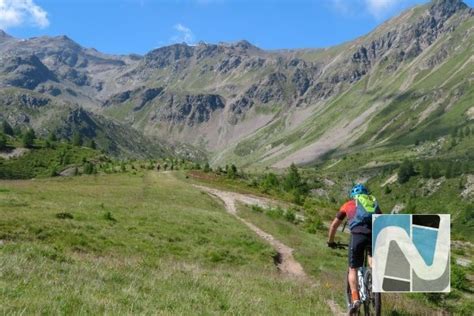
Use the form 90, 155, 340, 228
103, 211, 117, 222
304, 215, 324, 233
284, 208, 297, 223
83, 162, 95, 174
261, 173, 279, 191
251, 205, 264, 213
266, 207, 284, 219
451, 264, 469, 291
55, 212, 74, 219
49, 166, 58, 177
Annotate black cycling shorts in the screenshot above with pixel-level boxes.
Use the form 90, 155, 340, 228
348, 233, 372, 268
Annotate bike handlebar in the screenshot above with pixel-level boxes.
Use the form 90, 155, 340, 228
328, 242, 349, 249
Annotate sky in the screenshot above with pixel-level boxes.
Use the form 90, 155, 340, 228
1, 0, 473, 55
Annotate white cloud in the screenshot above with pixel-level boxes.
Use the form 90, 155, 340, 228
171, 23, 195, 44
0, 0, 49, 30
330, 0, 409, 20
365, 0, 402, 19
330, 0, 353, 15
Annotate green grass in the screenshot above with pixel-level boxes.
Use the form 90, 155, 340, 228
236, 203, 440, 315
0, 171, 334, 315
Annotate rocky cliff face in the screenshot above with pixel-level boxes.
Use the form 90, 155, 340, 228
0, 0, 472, 166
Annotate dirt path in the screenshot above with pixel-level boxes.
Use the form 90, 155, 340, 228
0, 148, 29, 160
195, 184, 346, 314
194, 185, 306, 278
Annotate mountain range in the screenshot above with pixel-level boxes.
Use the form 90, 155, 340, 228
0, 0, 472, 167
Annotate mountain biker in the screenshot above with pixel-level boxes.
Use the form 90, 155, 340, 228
327, 183, 382, 313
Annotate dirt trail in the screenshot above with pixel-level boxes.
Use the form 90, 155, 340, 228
195, 185, 306, 278
195, 184, 346, 314
0, 148, 29, 160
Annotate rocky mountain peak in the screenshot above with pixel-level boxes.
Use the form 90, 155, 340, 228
429, 0, 469, 18
0, 29, 14, 42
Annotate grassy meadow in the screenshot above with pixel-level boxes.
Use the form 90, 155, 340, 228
0, 171, 335, 315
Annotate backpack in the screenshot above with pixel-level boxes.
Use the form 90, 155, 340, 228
348, 194, 378, 230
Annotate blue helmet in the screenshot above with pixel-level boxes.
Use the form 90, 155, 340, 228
349, 183, 368, 198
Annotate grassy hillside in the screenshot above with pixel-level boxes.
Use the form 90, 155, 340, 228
187, 168, 473, 314
0, 172, 335, 314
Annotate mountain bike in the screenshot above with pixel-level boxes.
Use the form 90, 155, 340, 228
334, 242, 381, 316
350, 247, 381, 316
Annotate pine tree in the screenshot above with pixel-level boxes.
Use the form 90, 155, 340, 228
398, 159, 415, 184
0, 133, 6, 150
203, 162, 211, 173
22, 129, 36, 148
48, 131, 57, 142
227, 164, 237, 179
72, 132, 83, 146
464, 127, 471, 137
283, 163, 301, 191
421, 161, 431, 178
430, 162, 441, 179
445, 164, 454, 179
2, 121, 13, 136
86, 139, 96, 149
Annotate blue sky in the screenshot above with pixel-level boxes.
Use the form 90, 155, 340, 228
1, 0, 473, 55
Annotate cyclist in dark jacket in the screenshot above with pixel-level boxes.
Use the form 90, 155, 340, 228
327, 183, 382, 313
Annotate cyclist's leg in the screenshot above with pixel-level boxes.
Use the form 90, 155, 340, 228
366, 233, 373, 268
348, 233, 365, 307
348, 267, 358, 299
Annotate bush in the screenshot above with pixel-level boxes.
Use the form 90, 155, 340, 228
451, 264, 469, 291
261, 173, 279, 191
266, 207, 284, 219
251, 205, 264, 213
83, 162, 95, 174
103, 211, 117, 222
49, 166, 58, 177
55, 212, 74, 219
284, 208, 297, 223
304, 215, 324, 233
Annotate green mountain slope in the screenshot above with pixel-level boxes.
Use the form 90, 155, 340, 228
0, 0, 472, 167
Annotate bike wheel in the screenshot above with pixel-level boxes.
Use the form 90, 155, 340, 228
363, 269, 381, 316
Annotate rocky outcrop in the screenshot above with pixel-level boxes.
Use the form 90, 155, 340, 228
0, 55, 57, 89
153, 94, 225, 126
